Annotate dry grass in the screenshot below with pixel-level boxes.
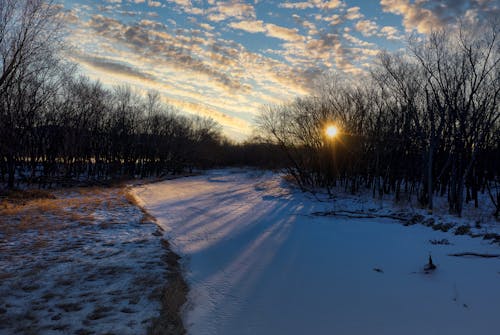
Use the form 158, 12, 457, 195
0, 187, 128, 253
122, 189, 157, 224
1, 184, 188, 334
0, 186, 132, 235
122, 189, 140, 207
0, 272, 14, 280
0, 189, 56, 201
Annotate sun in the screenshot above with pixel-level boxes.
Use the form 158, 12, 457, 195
325, 125, 338, 138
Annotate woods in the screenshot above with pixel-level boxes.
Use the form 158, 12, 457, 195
0, 0, 229, 188
0, 0, 289, 189
257, 24, 499, 217
0, 73, 227, 187
1, 1, 498, 219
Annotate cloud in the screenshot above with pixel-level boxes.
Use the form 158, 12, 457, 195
343, 33, 375, 47
265, 23, 303, 42
291, 15, 318, 35
138, 19, 166, 29
229, 20, 266, 33
68, 11, 318, 136
72, 54, 156, 81
380, 0, 498, 34
279, 1, 343, 10
322, 0, 343, 10
322, 14, 343, 26
380, 0, 440, 34
169, 99, 253, 136
199, 22, 214, 31
345, 7, 363, 20
85, 15, 248, 93
59, 9, 80, 24
147, 0, 162, 7
275, 31, 364, 76
65, 0, 392, 139
380, 26, 401, 40
354, 19, 378, 37
206, 1, 256, 22
229, 20, 304, 42
168, 0, 192, 6
166, 0, 205, 15
279, 2, 314, 10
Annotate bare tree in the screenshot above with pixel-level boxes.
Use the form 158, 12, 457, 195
257, 22, 499, 219
409, 23, 499, 215
0, 0, 66, 188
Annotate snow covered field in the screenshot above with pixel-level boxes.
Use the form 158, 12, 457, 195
0, 187, 168, 334
133, 169, 500, 335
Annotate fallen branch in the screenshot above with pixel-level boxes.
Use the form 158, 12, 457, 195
448, 252, 500, 258
312, 210, 409, 222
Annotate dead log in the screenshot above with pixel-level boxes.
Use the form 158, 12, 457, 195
448, 252, 500, 258
312, 210, 410, 222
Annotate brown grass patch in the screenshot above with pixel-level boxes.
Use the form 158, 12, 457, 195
0, 272, 14, 280
1, 183, 186, 334
0, 187, 115, 239
122, 189, 156, 224
70, 186, 106, 196
122, 189, 140, 207
0, 189, 56, 201
31, 237, 49, 250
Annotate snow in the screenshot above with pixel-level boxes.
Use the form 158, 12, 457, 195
0, 188, 167, 334
133, 169, 500, 335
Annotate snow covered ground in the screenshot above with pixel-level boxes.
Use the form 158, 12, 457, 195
133, 169, 500, 335
0, 187, 168, 334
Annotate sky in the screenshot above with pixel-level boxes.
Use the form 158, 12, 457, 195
61, 0, 499, 140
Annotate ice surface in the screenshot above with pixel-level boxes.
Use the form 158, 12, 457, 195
133, 169, 500, 335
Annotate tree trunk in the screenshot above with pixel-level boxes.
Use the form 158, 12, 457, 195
7, 154, 15, 189
428, 145, 434, 211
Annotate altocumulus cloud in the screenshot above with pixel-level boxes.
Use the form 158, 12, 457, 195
62, 0, 498, 140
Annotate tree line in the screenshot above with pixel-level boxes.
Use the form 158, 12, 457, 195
2, 1, 498, 218
0, 0, 217, 188
0, 0, 287, 189
257, 23, 500, 217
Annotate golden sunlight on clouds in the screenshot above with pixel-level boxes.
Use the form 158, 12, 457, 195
74, 59, 252, 141
355, 20, 379, 37
169, 100, 253, 140
228, 20, 266, 33
265, 23, 303, 42
63, 0, 496, 140
380, 0, 441, 34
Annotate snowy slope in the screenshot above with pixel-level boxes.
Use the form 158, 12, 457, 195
133, 169, 500, 335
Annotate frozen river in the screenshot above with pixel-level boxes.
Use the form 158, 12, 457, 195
133, 169, 500, 335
